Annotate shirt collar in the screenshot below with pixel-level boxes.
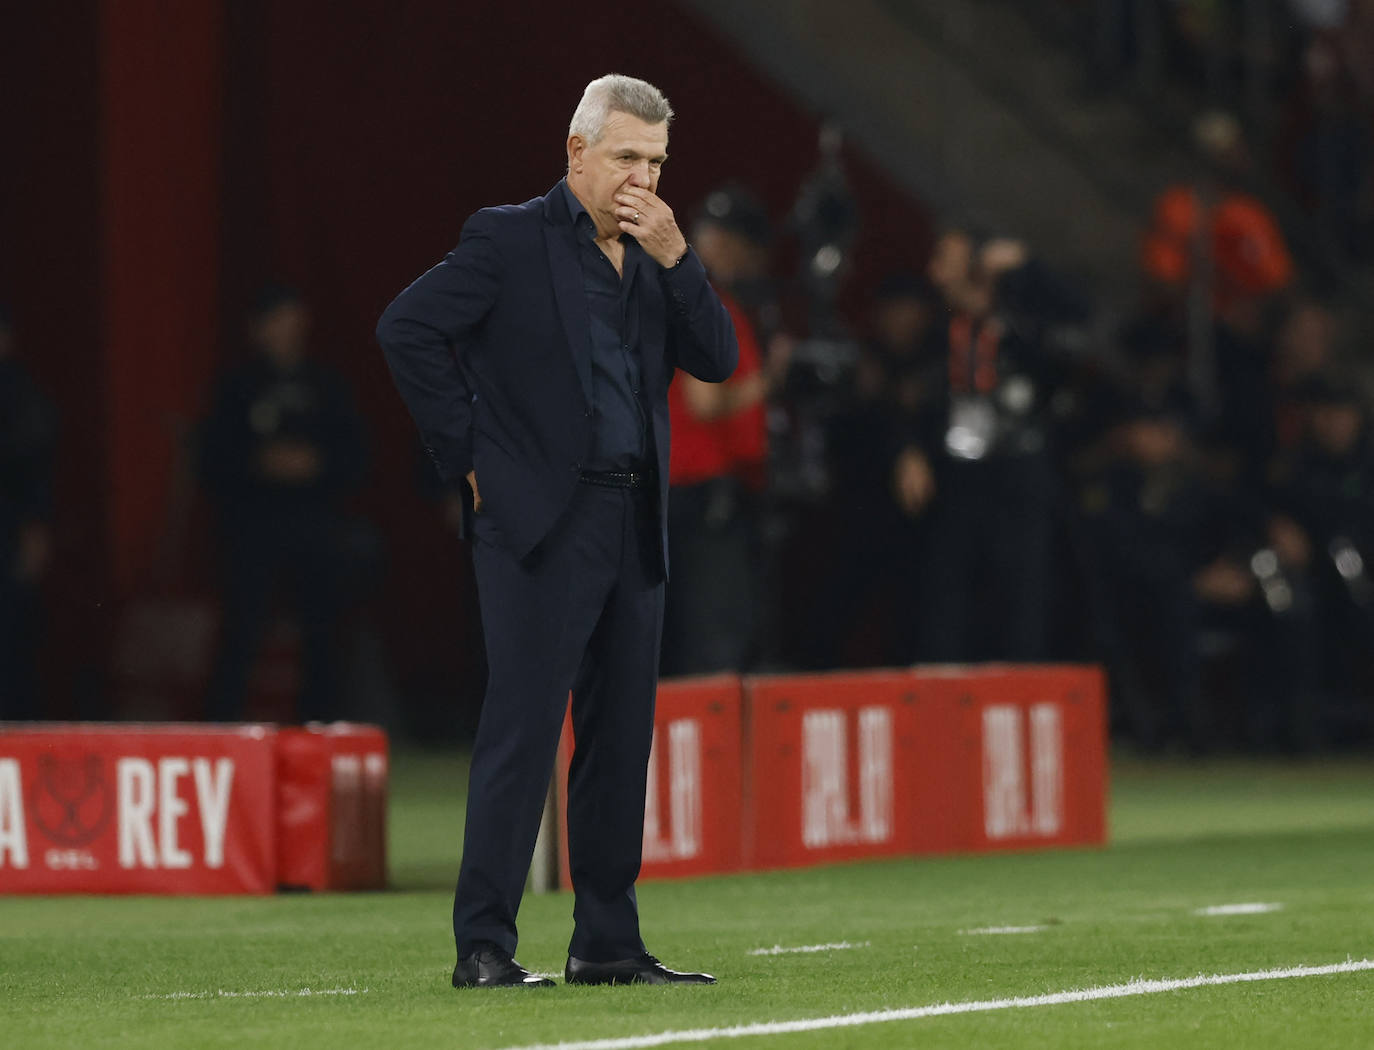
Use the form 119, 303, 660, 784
561, 180, 597, 242
561, 179, 641, 252
560, 179, 646, 274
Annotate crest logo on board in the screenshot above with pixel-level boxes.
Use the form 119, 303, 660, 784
31, 754, 112, 848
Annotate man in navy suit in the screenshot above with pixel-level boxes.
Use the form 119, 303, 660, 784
377, 75, 737, 988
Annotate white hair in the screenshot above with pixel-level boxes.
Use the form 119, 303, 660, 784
568, 74, 673, 146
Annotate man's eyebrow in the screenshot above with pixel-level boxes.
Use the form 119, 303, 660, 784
614, 147, 669, 161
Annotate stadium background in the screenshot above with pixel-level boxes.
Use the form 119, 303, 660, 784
4, 4, 1374, 1047
3, 0, 1374, 738
0, 0, 935, 726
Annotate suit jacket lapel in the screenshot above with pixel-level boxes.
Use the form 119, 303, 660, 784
544, 188, 594, 408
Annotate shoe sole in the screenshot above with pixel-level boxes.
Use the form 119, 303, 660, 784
453, 970, 556, 988
566, 972, 715, 986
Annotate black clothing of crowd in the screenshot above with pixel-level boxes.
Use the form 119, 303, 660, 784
7, 217, 1374, 755
197, 287, 370, 723
799, 230, 1374, 752
0, 311, 57, 719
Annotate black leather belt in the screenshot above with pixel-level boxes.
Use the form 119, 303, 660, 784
579, 468, 656, 490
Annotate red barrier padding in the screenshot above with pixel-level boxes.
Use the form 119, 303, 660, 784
556, 675, 744, 889
744, 671, 925, 869
0, 722, 390, 894
548, 666, 1107, 888
276, 724, 389, 891
910, 666, 1109, 852
321, 724, 389, 891
275, 729, 331, 890
0, 724, 277, 894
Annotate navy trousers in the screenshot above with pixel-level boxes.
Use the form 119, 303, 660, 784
454, 482, 664, 962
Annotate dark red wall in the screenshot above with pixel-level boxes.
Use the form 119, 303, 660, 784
6, 1, 931, 725
1, 3, 108, 713
102, 2, 224, 596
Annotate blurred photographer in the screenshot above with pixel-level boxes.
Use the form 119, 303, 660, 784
661, 187, 789, 675
1268, 370, 1374, 732
1076, 370, 1213, 750
1186, 519, 1323, 753
806, 272, 942, 667
1075, 325, 1325, 753
198, 285, 371, 722
907, 223, 1088, 663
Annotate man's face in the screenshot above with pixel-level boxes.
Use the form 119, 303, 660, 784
1310, 403, 1363, 456
1119, 418, 1186, 467
873, 296, 931, 355
567, 112, 669, 235
927, 232, 972, 298
1276, 304, 1334, 380
693, 225, 761, 286
252, 300, 309, 366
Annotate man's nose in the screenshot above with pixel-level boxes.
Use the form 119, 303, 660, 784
627, 164, 651, 187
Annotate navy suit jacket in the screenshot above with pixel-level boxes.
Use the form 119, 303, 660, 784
377, 181, 738, 571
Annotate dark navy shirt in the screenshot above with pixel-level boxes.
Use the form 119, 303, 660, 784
561, 180, 649, 470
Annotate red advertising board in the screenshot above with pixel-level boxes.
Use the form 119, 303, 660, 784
0, 724, 277, 894
911, 665, 1109, 852
546, 666, 1109, 888
744, 671, 929, 869
557, 675, 744, 888
277, 724, 389, 891
0, 722, 390, 895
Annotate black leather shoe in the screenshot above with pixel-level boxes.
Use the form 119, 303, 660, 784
452, 945, 555, 988
565, 953, 717, 985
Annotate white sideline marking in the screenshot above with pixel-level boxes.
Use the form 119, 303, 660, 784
960, 925, 1048, 936
748, 941, 871, 956
493, 959, 1374, 1050
1195, 902, 1283, 917
142, 986, 367, 1001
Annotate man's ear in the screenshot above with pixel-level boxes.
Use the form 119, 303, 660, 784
567, 135, 585, 173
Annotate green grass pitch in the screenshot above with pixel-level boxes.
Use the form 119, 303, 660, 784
3, 752, 1373, 1049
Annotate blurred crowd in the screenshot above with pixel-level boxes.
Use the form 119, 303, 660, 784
663, 120, 1374, 754
5, 170, 1374, 752
1072, 0, 1374, 260
195, 285, 377, 724
5, 14, 1374, 752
